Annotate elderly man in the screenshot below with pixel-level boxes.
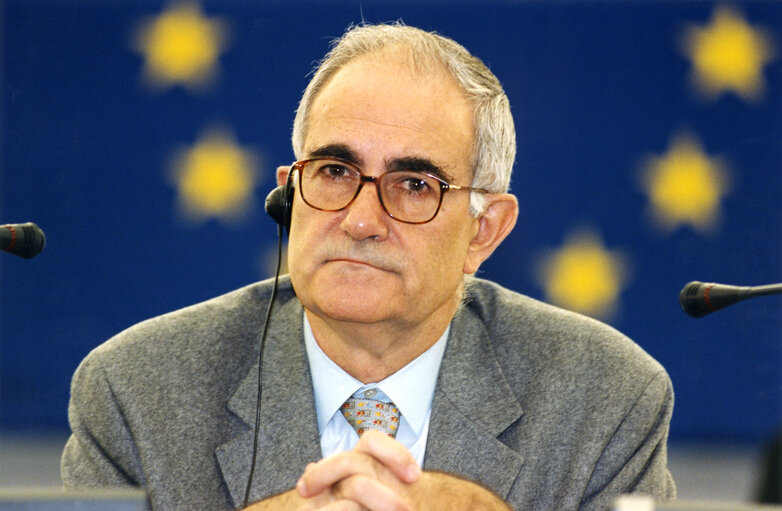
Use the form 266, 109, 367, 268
62, 23, 676, 511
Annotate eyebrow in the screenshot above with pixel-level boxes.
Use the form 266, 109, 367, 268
307, 144, 361, 164
387, 157, 453, 183
306, 144, 455, 183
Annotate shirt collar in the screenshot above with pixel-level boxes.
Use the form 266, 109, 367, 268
303, 313, 449, 436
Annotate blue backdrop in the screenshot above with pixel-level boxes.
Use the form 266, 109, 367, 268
2, 0, 780, 444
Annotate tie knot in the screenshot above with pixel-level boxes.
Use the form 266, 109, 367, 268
341, 397, 400, 438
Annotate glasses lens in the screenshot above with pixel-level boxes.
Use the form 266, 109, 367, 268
381, 171, 442, 223
300, 159, 360, 211
298, 159, 444, 223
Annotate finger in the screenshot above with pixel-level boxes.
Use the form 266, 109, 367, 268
310, 500, 367, 511
353, 431, 421, 483
333, 474, 413, 511
297, 433, 419, 498
297, 450, 381, 498
290, 486, 366, 511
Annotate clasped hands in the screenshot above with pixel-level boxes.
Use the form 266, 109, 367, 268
246, 430, 510, 511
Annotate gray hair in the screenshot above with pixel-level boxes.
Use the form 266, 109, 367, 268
291, 23, 515, 215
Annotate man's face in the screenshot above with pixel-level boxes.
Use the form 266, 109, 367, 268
285, 51, 481, 330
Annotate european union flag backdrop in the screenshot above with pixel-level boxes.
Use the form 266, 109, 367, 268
2, 1, 780, 444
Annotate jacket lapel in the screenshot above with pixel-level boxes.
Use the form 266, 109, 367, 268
214, 282, 526, 505
215, 297, 322, 507
424, 302, 525, 499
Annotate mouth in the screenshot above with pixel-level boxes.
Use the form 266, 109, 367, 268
327, 258, 391, 272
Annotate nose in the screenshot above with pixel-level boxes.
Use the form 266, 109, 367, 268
339, 180, 389, 241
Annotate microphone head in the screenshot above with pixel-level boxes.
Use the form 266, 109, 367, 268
679, 280, 753, 318
2, 222, 46, 259
679, 281, 710, 318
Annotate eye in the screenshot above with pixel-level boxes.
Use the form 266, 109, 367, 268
312, 161, 356, 181
386, 172, 437, 198
401, 177, 430, 193
319, 163, 348, 178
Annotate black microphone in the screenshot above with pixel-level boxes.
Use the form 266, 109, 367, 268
679, 281, 782, 318
1, 222, 46, 259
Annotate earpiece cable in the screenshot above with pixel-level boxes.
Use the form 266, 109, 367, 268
243, 222, 284, 508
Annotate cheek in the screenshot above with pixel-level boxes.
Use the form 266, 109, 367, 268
413, 225, 472, 278
289, 196, 320, 240
287, 201, 343, 271
286, 206, 318, 271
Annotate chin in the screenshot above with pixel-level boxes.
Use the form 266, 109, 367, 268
292, 265, 406, 320
321, 293, 397, 323
320, 310, 390, 325
297, 283, 396, 323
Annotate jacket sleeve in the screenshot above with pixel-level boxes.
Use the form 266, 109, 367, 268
61, 351, 144, 488
581, 370, 677, 510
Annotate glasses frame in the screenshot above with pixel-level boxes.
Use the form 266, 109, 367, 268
293, 158, 490, 225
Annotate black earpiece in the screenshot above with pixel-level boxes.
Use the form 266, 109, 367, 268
264, 167, 295, 231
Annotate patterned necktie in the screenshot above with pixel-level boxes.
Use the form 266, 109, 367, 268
341, 396, 401, 438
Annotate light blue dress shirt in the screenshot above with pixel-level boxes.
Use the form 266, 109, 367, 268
303, 314, 448, 467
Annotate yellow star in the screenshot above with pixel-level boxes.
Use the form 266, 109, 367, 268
683, 5, 775, 100
170, 129, 258, 224
538, 231, 628, 320
641, 133, 729, 233
134, 3, 228, 91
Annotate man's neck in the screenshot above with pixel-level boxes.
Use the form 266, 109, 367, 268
304, 297, 459, 383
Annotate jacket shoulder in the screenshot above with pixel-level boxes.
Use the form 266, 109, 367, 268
462, 277, 669, 393
74, 277, 297, 396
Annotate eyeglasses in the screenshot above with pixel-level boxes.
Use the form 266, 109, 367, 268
293, 158, 490, 224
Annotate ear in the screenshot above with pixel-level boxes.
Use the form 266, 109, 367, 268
277, 165, 291, 186
463, 193, 519, 275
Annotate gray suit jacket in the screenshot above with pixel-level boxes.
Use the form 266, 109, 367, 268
61, 277, 675, 511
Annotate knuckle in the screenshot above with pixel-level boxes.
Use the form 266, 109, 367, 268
356, 429, 383, 449
335, 476, 410, 511
335, 451, 364, 474
335, 473, 369, 500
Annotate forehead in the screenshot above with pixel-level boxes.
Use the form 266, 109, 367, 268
304, 50, 475, 176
